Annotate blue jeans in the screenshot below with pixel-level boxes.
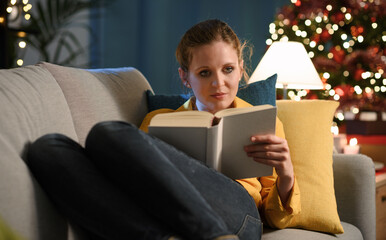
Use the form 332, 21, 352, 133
27, 121, 262, 240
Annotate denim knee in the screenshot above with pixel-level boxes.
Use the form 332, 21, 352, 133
28, 133, 80, 163
236, 214, 263, 240
86, 121, 139, 145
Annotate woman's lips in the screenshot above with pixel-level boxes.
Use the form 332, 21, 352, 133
211, 92, 227, 100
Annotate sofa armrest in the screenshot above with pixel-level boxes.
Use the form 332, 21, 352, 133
333, 154, 375, 240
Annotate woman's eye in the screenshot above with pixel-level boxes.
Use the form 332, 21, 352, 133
199, 70, 210, 77
224, 67, 234, 73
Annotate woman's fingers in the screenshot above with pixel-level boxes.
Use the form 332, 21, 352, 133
244, 134, 291, 169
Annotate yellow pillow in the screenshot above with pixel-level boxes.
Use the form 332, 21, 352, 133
0, 216, 24, 240
276, 100, 343, 234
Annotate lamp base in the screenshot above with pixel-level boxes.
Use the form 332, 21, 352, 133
282, 84, 288, 100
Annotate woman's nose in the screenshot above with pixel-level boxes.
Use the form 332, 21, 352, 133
211, 72, 225, 87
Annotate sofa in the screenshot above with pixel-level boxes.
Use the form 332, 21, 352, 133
0, 62, 376, 240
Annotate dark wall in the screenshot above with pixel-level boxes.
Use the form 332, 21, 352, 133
92, 0, 288, 94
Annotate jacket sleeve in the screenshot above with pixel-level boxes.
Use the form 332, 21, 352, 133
139, 109, 175, 132
259, 117, 301, 228
259, 174, 301, 229
238, 117, 301, 229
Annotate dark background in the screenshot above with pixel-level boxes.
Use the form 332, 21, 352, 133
90, 0, 289, 94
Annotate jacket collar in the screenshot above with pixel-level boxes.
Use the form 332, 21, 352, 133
176, 96, 252, 112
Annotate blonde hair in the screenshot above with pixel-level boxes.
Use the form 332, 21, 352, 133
175, 19, 252, 83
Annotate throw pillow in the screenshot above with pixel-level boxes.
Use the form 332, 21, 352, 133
276, 100, 343, 234
146, 90, 189, 112
237, 73, 277, 107
146, 74, 277, 112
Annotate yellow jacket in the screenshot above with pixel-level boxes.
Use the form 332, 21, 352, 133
140, 97, 301, 229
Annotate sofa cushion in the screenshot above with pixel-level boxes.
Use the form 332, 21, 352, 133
146, 74, 277, 111
0, 65, 79, 240
40, 62, 153, 146
262, 222, 362, 240
276, 100, 343, 234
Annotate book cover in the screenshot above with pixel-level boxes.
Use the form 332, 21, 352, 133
148, 105, 276, 179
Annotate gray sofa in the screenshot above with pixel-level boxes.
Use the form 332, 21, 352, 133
0, 62, 376, 240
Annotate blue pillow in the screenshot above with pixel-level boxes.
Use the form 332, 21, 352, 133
146, 74, 277, 112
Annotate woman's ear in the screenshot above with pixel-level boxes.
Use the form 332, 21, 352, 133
178, 67, 190, 88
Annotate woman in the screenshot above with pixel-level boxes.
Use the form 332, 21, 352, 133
27, 19, 300, 240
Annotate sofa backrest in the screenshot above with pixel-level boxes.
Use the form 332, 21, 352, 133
40, 62, 152, 146
0, 65, 79, 240
0, 63, 152, 240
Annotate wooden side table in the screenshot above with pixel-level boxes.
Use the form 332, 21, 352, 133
376, 171, 386, 240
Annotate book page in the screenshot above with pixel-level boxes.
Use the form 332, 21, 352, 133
214, 104, 273, 118
220, 107, 276, 179
150, 111, 214, 127
206, 121, 222, 170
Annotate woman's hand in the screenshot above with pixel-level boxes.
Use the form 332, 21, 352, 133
244, 134, 294, 205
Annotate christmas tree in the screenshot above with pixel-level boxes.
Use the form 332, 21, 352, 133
267, 0, 385, 123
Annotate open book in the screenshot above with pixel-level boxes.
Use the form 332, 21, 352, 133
148, 105, 276, 179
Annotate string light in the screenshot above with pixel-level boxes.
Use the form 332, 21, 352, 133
18, 41, 26, 48
269, 23, 276, 34
354, 86, 363, 94
352, 107, 359, 114
7, 0, 33, 67
336, 112, 345, 121
16, 59, 23, 66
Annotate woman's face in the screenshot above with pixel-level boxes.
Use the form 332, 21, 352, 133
179, 40, 243, 114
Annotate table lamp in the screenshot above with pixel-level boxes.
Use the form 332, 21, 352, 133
249, 41, 324, 99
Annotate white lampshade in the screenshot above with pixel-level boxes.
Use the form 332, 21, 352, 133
249, 41, 324, 90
